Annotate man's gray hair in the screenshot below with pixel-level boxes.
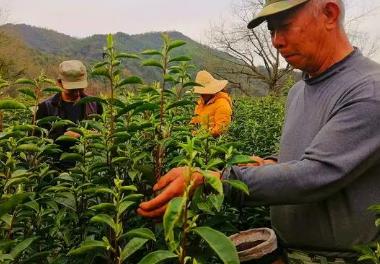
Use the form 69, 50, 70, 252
310, 0, 345, 26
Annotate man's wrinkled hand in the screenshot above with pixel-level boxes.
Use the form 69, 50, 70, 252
137, 167, 220, 218
64, 130, 81, 139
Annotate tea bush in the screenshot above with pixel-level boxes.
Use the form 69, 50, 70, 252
223, 96, 285, 158
1, 33, 377, 264
0, 34, 253, 264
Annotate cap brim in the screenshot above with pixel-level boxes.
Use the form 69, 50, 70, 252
247, 0, 309, 29
194, 80, 228, 94
61, 79, 88, 89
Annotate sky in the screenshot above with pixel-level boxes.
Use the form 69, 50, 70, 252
0, 0, 379, 61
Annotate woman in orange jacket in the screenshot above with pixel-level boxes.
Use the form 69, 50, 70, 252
190, 70, 232, 137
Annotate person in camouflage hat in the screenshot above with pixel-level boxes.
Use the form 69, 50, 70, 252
36, 60, 103, 169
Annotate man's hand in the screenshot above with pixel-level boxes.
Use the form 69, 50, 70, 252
137, 167, 220, 218
239, 155, 277, 167
64, 130, 81, 139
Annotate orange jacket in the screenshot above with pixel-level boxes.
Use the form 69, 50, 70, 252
191, 92, 232, 137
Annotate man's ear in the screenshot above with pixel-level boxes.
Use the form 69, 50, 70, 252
323, 2, 341, 30
57, 79, 64, 89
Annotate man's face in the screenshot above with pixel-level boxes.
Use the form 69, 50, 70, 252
267, 2, 328, 73
62, 88, 82, 102
57, 79, 83, 102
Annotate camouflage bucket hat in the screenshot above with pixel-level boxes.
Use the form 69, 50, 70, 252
58, 60, 88, 90
247, 0, 310, 29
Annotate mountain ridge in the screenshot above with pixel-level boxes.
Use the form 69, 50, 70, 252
0, 23, 232, 83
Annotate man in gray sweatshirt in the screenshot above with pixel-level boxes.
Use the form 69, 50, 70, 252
138, 0, 380, 262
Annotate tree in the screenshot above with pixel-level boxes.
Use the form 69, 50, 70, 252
207, 0, 379, 96
207, 0, 293, 96
344, 0, 380, 59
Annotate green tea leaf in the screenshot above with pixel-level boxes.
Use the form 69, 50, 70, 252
228, 154, 254, 166
137, 250, 177, 264
107, 34, 114, 48
91, 68, 110, 78
90, 214, 117, 233
93, 61, 108, 69
169, 56, 191, 63
89, 203, 115, 211
36, 116, 60, 126
55, 135, 79, 143
116, 53, 140, 59
68, 240, 107, 255
60, 153, 82, 162
10, 237, 38, 259
203, 171, 223, 195
116, 101, 144, 117
223, 180, 249, 195
0, 193, 33, 217
116, 76, 144, 88
164, 74, 176, 82
122, 228, 156, 241
14, 78, 35, 86
16, 144, 40, 153
5, 177, 28, 189
118, 192, 140, 203
0, 100, 27, 110
132, 103, 159, 115
183, 81, 202, 88
111, 157, 128, 165
85, 187, 116, 196
66, 127, 84, 136
166, 100, 194, 111
126, 122, 153, 133
120, 185, 138, 192
163, 196, 185, 250
142, 59, 164, 70
192, 226, 239, 264
141, 49, 163, 56
12, 124, 40, 133
51, 119, 76, 130
118, 201, 135, 215
120, 237, 149, 262
205, 158, 224, 170
368, 204, 380, 212
55, 192, 76, 211
167, 40, 186, 51
42, 87, 62, 93
18, 88, 36, 100
11, 170, 29, 179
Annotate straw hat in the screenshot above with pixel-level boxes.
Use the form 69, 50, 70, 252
247, 0, 310, 29
193, 70, 228, 95
58, 60, 88, 89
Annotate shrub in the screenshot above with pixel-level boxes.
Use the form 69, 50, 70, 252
223, 96, 285, 158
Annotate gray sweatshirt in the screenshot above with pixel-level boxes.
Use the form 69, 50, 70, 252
225, 50, 380, 258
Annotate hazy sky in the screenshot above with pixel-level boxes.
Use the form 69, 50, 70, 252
1, 0, 379, 61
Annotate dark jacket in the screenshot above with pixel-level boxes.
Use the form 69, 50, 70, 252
36, 92, 103, 139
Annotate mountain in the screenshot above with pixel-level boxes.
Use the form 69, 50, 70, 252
0, 23, 231, 84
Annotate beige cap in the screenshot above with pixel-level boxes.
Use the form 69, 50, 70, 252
247, 0, 310, 29
193, 70, 228, 95
58, 60, 88, 89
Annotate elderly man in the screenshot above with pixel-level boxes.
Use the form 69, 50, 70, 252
138, 0, 380, 263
